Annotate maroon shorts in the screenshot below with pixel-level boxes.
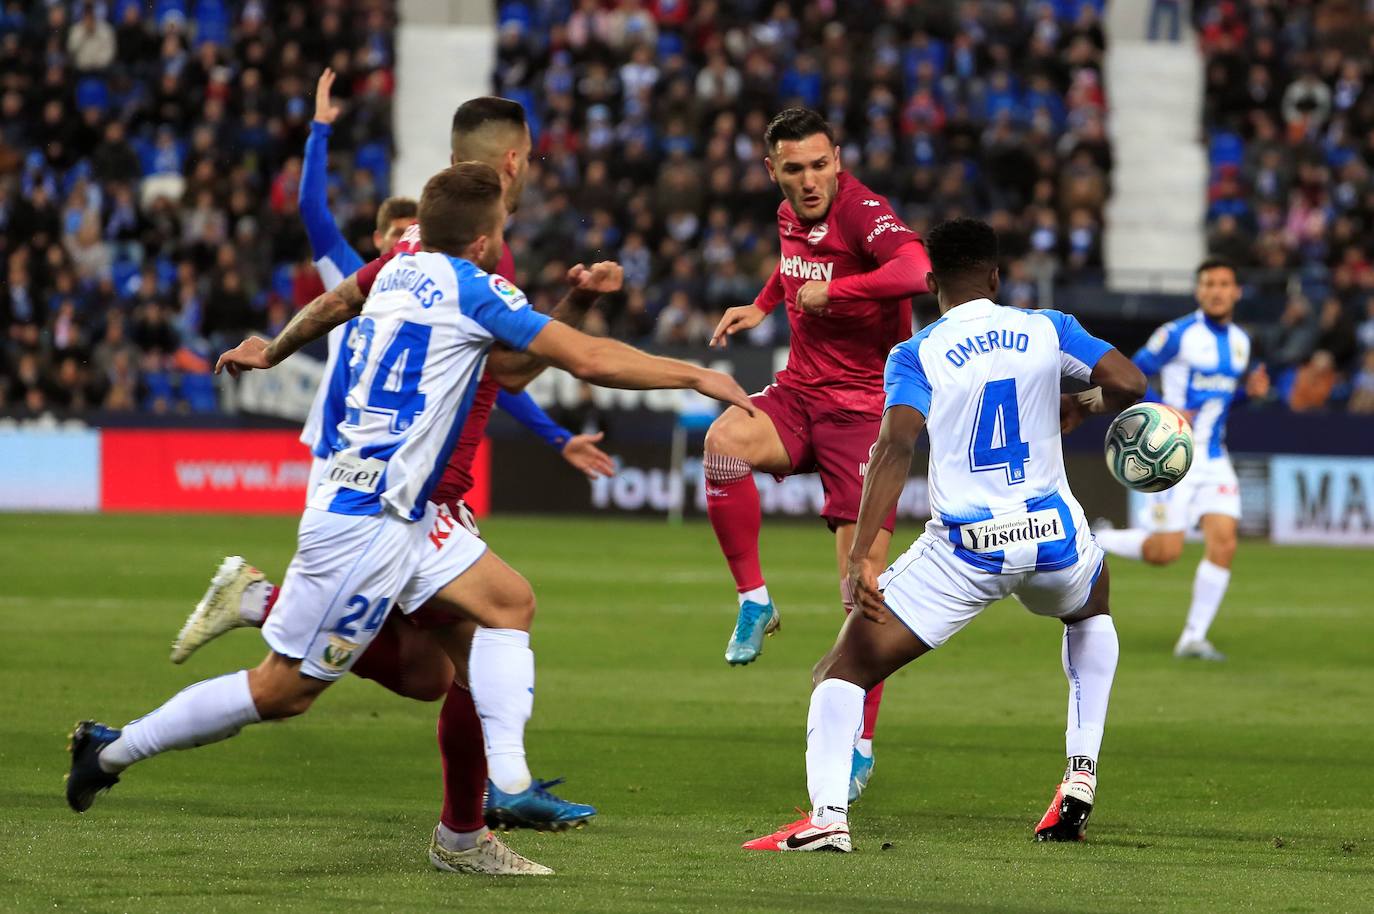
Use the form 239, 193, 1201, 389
752, 383, 897, 533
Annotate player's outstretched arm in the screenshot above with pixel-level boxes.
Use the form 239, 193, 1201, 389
847, 404, 926, 622
487, 262, 623, 391
1061, 349, 1148, 432
524, 321, 754, 413
215, 276, 365, 376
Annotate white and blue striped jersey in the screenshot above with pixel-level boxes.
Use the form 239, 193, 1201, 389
1132, 311, 1250, 461
884, 299, 1113, 574
308, 251, 550, 520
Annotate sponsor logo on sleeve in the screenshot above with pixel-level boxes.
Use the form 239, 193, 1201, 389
861, 199, 881, 206
1147, 326, 1170, 353
865, 214, 913, 244
488, 274, 528, 310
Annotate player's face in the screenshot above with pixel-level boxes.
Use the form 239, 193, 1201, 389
504, 125, 533, 214
1195, 266, 1241, 321
373, 217, 416, 252
765, 133, 841, 222
472, 201, 507, 272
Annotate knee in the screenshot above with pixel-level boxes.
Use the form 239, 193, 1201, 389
1206, 536, 1237, 568
704, 415, 747, 458
403, 674, 452, 703
1142, 536, 1183, 566
810, 654, 833, 689
491, 586, 536, 632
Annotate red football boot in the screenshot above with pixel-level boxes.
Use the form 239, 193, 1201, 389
743, 808, 852, 853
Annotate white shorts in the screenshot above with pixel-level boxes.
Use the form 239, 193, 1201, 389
1138, 456, 1241, 533
263, 502, 487, 680
878, 530, 1105, 649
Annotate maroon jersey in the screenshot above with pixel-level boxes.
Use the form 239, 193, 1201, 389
430, 245, 517, 506
357, 236, 516, 506
764, 172, 922, 415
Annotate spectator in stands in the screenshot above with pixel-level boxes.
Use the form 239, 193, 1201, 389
1289, 350, 1339, 412
67, 5, 115, 73
1349, 350, 1374, 414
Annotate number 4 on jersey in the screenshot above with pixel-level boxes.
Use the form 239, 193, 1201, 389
969, 378, 1029, 485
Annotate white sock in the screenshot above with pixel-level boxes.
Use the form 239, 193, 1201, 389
806, 678, 864, 815
436, 822, 488, 851
739, 585, 769, 606
99, 670, 260, 773
1093, 528, 1147, 561
1062, 615, 1118, 763
855, 737, 873, 759
241, 581, 273, 625
469, 628, 534, 794
1182, 559, 1230, 642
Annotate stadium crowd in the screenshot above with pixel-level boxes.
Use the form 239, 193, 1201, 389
1199, 0, 1374, 412
3, 0, 1370, 416
495, 0, 1113, 345
0, 0, 397, 414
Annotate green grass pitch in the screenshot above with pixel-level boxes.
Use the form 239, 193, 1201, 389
1, 513, 1371, 913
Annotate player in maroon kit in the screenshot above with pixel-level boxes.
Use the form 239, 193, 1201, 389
706, 108, 931, 802
171, 98, 612, 874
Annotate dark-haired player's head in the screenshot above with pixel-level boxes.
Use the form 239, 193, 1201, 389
1195, 255, 1241, 323
763, 107, 841, 222
450, 96, 532, 213
419, 162, 506, 271
924, 218, 1000, 311
373, 196, 417, 252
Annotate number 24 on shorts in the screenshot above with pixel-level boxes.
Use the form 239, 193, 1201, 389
336, 594, 390, 638
969, 378, 1030, 485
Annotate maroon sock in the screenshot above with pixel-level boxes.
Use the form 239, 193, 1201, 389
260, 584, 279, 625
704, 453, 764, 592
438, 682, 489, 833
861, 680, 884, 740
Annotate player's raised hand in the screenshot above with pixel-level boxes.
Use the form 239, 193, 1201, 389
1246, 362, 1271, 399
692, 368, 756, 415
567, 261, 623, 295
561, 431, 617, 479
709, 304, 766, 348
313, 68, 341, 125
215, 336, 271, 377
796, 280, 830, 315
845, 558, 888, 623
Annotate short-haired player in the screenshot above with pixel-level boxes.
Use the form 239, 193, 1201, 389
743, 218, 1147, 852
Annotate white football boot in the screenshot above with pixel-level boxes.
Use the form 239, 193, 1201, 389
428, 828, 553, 875
171, 557, 266, 663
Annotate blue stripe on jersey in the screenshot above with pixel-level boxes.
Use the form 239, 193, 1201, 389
1132, 314, 1193, 376
940, 505, 1002, 574
313, 318, 360, 459
1030, 490, 1079, 572
1035, 309, 1113, 376
1208, 322, 1234, 459
410, 360, 487, 520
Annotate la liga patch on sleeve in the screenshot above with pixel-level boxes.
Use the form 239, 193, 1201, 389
488, 274, 528, 310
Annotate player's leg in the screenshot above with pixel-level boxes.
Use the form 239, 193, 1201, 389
703, 388, 800, 665
1018, 547, 1118, 842
832, 522, 893, 802
1094, 489, 1187, 566
1175, 512, 1238, 660
70, 509, 412, 812
745, 534, 990, 852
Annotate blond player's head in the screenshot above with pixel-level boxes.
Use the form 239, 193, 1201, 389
419, 162, 506, 272
1194, 256, 1241, 323
373, 196, 417, 252
450, 97, 532, 214
763, 108, 841, 223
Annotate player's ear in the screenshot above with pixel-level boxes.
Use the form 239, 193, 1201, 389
925, 272, 939, 297
372, 232, 383, 251
988, 265, 1001, 297
764, 155, 777, 184
833, 145, 842, 171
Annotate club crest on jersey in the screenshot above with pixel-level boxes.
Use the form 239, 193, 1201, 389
488, 274, 527, 311
807, 222, 829, 245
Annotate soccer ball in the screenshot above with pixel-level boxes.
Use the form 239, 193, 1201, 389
1104, 403, 1194, 492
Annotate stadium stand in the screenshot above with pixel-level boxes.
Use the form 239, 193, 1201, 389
0, 0, 397, 414
496, 0, 1112, 344
1197, 0, 1370, 410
